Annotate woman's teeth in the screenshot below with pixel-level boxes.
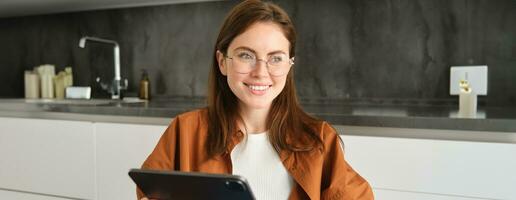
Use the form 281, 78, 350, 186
247, 85, 270, 91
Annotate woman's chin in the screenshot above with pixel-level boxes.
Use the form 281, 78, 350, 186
241, 99, 272, 110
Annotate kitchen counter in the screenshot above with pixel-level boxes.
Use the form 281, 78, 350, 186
1, 98, 515, 143
1, 97, 515, 131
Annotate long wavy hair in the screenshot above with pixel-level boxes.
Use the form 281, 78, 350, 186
207, 0, 323, 157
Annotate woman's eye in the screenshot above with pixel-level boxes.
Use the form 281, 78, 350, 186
237, 52, 254, 60
270, 56, 284, 63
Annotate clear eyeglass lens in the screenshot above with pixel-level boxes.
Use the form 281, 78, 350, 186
236, 51, 255, 63
229, 51, 292, 76
268, 55, 286, 66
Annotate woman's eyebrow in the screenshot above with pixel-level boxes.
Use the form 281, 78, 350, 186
234, 46, 256, 54
267, 50, 287, 55
233, 46, 287, 55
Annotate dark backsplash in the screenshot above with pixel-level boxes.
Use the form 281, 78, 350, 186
0, 0, 514, 106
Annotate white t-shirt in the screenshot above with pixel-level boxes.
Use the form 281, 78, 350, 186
230, 132, 294, 200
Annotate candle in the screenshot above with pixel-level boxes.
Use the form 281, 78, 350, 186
24, 71, 39, 99
458, 80, 477, 118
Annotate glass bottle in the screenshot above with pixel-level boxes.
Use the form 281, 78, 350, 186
139, 69, 151, 100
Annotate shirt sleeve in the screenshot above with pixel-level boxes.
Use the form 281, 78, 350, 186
136, 117, 179, 199
320, 122, 374, 200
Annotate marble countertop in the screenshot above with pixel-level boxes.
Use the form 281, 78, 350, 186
0, 97, 515, 133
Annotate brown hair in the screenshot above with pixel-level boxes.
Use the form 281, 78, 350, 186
207, 0, 323, 157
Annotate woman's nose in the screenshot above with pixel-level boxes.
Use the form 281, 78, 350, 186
250, 59, 270, 77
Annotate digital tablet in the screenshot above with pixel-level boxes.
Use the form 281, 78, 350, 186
129, 168, 255, 200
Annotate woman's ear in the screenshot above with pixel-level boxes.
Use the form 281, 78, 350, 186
216, 50, 227, 76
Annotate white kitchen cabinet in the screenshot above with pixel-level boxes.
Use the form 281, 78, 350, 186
94, 122, 167, 200
3, 114, 515, 200
372, 188, 485, 200
0, 189, 73, 200
340, 133, 516, 200
0, 117, 96, 200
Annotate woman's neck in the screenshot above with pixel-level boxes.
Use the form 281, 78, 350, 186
239, 104, 270, 134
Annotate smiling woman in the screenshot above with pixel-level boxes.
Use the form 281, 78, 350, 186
216, 21, 292, 110
137, 0, 373, 199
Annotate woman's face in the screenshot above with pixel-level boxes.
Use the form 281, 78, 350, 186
217, 22, 291, 111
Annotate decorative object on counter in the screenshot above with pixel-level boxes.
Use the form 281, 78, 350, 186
24, 70, 40, 99
79, 36, 127, 99
458, 80, 477, 118
65, 86, 91, 99
54, 67, 71, 99
36, 64, 55, 99
64, 67, 73, 89
54, 67, 74, 99
139, 69, 151, 100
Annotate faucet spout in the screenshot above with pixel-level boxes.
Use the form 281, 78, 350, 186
78, 37, 86, 48
79, 36, 125, 99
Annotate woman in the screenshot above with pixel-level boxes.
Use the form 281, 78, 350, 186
138, 0, 373, 199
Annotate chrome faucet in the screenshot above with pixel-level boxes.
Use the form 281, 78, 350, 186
79, 36, 127, 99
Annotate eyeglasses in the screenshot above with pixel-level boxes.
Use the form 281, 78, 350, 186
225, 50, 294, 76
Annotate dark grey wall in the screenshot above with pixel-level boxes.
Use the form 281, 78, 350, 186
0, 0, 515, 105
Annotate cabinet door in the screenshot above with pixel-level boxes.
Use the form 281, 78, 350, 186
373, 188, 488, 200
95, 122, 167, 200
0, 117, 95, 200
340, 134, 516, 200
0, 189, 74, 200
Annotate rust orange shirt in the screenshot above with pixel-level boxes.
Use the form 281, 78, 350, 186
138, 108, 374, 200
